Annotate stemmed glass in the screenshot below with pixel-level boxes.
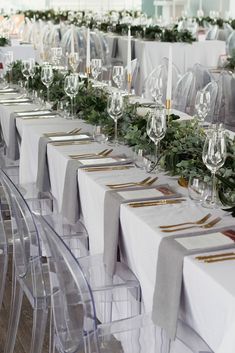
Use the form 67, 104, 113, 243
64, 74, 80, 119
146, 108, 167, 170
51, 47, 62, 67
22, 59, 31, 92
91, 59, 102, 81
29, 58, 36, 88
112, 66, 124, 90
41, 64, 54, 102
68, 52, 80, 73
202, 127, 227, 208
149, 75, 163, 106
107, 91, 123, 145
4, 51, 13, 85
195, 90, 211, 124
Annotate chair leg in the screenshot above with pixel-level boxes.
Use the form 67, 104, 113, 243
29, 306, 48, 353
4, 275, 23, 353
0, 254, 8, 311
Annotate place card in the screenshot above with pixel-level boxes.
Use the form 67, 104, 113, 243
118, 184, 176, 200
176, 233, 234, 251
49, 134, 90, 141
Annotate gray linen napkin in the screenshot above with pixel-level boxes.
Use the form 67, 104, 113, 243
103, 185, 178, 275
7, 112, 20, 160
111, 38, 118, 58
61, 159, 81, 224
152, 229, 235, 340
36, 136, 51, 192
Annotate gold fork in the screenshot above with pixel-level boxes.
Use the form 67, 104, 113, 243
69, 149, 112, 159
159, 213, 212, 229
161, 217, 222, 233
106, 176, 151, 188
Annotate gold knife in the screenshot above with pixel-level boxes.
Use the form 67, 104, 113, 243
196, 252, 235, 261
128, 199, 186, 208
205, 256, 235, 263
84, 165, 135, 172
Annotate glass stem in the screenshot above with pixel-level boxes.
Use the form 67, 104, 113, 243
71, 96, 73, 118
211, 171, 217, 205
155, 140, 159, 164
47, 86, 50, 102
114, 118, 118, 143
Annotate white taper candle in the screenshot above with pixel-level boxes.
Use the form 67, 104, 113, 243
166, 45, 172, 109
71, 25, 75, 55
86, 27, 91, 74
127, 27, 132, 84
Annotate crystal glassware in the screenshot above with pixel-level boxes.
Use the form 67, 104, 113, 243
64, 73, 80, 119
68, 52, 80, 73
41, 64, 54, 102
195, 89, 211, 124
4, 51, 13, 85
22, 59, 31, 92
146, 107, 166, 170
107, 91, 123, 145
112, 65, 124, 90
202, 127, 227, 208
91, 59, 102, 81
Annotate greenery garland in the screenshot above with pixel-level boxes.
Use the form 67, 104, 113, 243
0, 37, 10, 47
10, 61, 235, 210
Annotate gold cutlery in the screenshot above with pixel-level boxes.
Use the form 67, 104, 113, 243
196, 252, 235, 261
204, 256, 235, 263
19, 115, 57, 120
44, 128, 82, 137
106, 176, 151, 188
159, 213, 212, 229
128, 198, 186, 208
145, 176, 158, 186
84, 165, 135, 172
70, 149, 113, 159
50, 141, 92, 146
161, 217, 222, 233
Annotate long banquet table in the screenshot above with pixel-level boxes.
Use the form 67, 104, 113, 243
0, 96, 235, 353
106, 35, 226, 95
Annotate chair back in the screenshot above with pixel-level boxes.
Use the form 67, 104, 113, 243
226, 31, 235, 56
173, 71, 194, 113
0, 170, 47, 300
37, 216, 98, 353
203, 80, 219, 123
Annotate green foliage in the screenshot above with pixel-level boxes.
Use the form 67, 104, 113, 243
0, 37, 10, 47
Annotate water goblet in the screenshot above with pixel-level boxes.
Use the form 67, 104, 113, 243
68, 52, 80, 73
91, 59, 102, 81
41, 64, 54, 102
64, 73, 80, 119
195, 89, 210, 124
146, 107, 166, 171
202, 128, 227, 208
107, 91, 123, 145
112, 66, 124, 90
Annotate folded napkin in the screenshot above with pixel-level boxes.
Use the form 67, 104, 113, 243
111, 37, 118, 58
0, 98, 31, 104
16, 110, 53, 117
152, 229, 235, 340
103, 185, 178, 275
7, 112, 21, 160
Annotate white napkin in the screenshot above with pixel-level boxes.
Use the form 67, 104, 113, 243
118, 189, 163, 200
49, 134, 90, 141
17, 110, 52, 116
79, 157, 123, 165
176, 233, 234, 250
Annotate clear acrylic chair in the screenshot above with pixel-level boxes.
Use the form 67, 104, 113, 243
42, 215, 141, 324
38, 214, 214, 353
205, 25, 219, 40
0, 169, 50, 353
226, 31, 235, 56
0, 187, 9, 313
172, 71, 194, 113
202, 81, 219, 124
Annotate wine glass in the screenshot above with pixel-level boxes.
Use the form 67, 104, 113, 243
64, 74, 80, 119
91, 59, 102, 81
51, 47, 62, 67
202, 128, 227, 208
4, 51, 13, 84
107, 91, 123, 145
146, 108, 166, 170
41, 64, 54, 102
149, 75, 163, 105
29, 58, 36, 88
22, 59, 31, 92
68, 52, 80, 73
112, 66, 124, 90
195, 90, 210, 124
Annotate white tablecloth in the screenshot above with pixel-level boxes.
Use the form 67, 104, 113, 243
0, 44, 37, 64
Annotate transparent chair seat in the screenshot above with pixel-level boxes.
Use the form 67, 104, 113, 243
38, 215, 213, 353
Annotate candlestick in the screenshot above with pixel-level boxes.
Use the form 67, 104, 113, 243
219, 0, 222, 14
166, 45, 172, 111
127, 27, 132, 93
172, 0, 176, 19
86, 27, 91, 75
199, 0, 202, 11
71, 25, 75, 55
